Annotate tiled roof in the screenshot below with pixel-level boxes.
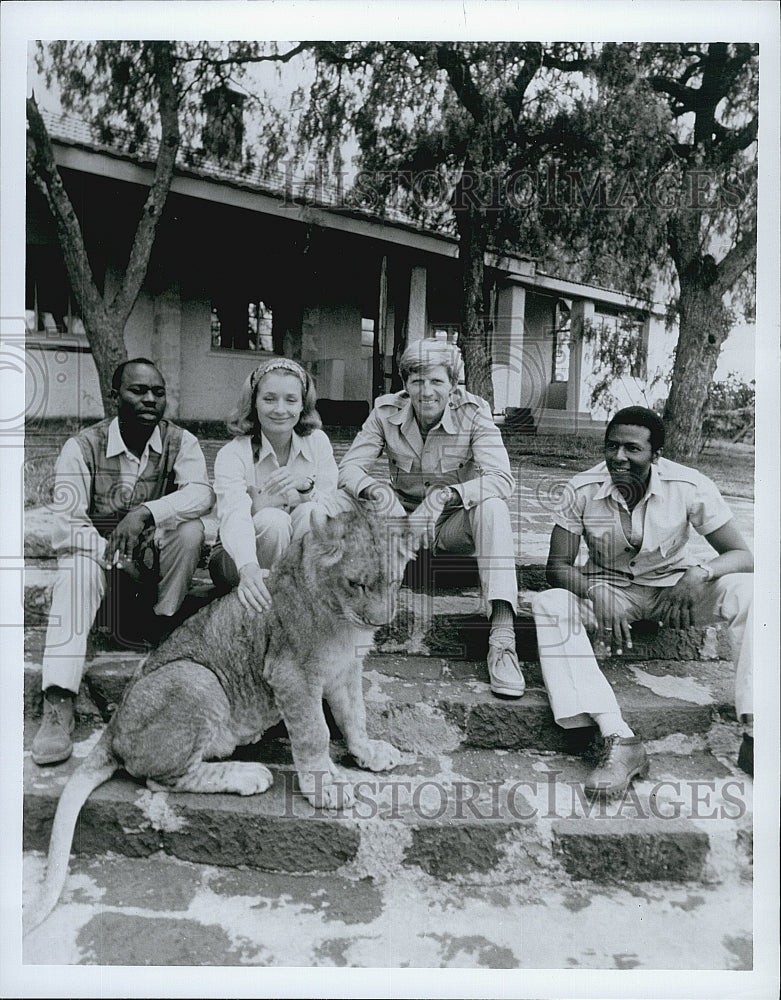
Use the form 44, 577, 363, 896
42, 109, 465, 245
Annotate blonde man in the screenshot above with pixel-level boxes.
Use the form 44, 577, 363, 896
339, 339, 524, 698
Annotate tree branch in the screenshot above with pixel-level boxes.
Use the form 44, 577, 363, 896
714, 224, 757, 297
111, 41, 180, 320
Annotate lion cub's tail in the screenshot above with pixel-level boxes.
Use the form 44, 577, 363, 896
23, 729, 119, 936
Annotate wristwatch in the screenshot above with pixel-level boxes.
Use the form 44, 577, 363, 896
296, 478, 315, 494
695, 563, 714, 581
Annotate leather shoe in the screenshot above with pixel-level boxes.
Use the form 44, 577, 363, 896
487, 641, 526, 698
585, 735, 649, 797
737, 733, 753, 777
31, 690, 75, 765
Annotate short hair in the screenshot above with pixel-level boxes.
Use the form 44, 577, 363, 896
605, 406, 665, 453
399, 339, 463, 387
226, 357, 322, 438
111, 357, 163, 391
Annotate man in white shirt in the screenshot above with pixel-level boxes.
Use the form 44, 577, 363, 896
532, 406, 754, 795
32, 358, 215, 765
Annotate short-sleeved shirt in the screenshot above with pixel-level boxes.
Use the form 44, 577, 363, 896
552, 456, 734, 587
338, 388, 515, 511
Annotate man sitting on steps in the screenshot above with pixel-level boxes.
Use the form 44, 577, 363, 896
338, 339, 525, 699
531, 406, 754, 796
31, 358, 215, 767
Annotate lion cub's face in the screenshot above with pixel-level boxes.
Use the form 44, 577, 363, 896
307, 508, 413, 629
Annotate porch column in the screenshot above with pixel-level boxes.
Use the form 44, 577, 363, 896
407, 265, 427, 342
566, 298, 595, 416
492, 282, 526, 412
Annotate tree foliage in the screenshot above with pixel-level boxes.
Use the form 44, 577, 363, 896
28, 40, 758, 455
27, 40, 310, 412
295, 41, 757, 456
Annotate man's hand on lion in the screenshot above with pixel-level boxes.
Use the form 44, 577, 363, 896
654, 567, 708, 629
237, 562, 272, 614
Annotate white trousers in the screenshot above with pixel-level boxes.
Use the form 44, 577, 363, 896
531, 573, 753, 728
41, 519, 205, 694
209, 503, 314, 589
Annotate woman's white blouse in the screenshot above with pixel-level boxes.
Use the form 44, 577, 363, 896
213, 429, 338, 569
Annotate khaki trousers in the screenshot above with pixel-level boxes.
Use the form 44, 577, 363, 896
433, 497, 518, 614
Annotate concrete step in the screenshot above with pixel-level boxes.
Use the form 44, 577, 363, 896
24, 648, 737, 749
23, 717, 752, 888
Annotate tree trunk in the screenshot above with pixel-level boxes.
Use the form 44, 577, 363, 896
454, 201, 494, 406
663, 276, 733, 461
26, 42, 180, 415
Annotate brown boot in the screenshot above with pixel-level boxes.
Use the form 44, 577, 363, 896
585, 735, 649, 798
31, 688, 75, 765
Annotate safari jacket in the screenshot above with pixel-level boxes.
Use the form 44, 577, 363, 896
552, 456, 734, 587
338, 388, 515, 511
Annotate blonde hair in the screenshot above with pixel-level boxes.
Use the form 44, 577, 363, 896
226, 358, 322, 438
399, 340, 462, 387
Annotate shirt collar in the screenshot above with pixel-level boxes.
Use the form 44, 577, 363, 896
388, 394, 457, 436
106, 417, 162, 460
593, 461, 662, 504
253, 429, 306, 463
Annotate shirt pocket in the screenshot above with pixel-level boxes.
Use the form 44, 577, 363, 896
656, 527, 688, 559
438, 447, 472, 481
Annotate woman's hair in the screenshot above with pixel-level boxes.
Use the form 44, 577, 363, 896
399, 339, 463, 387
226, 358, 322, 438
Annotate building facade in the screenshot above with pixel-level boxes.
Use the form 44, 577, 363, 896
25, 112, 675, 432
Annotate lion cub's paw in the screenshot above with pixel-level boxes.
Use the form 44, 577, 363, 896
235, 763, 274, 796
298, 770, 354, 811
355, 739, 403, 773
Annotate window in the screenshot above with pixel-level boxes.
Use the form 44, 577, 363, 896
25, 245, 83, 337
361, 317, 375, 348
551, 299, 572, 382
211, 299, 274, 352
428, 324, 460, 345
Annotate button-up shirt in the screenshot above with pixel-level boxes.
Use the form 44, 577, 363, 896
553, 456, 734, 587
338, 388, 515, 511
51, 417, 214, 560
213, 429, 338, 570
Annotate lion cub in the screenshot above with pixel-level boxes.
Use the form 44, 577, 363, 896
25, 500, 433, 933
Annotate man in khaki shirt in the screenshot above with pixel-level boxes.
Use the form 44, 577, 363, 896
339, 339, 524, 698
532, 406, 754, 796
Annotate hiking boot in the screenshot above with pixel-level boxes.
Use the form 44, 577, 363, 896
487, 641, 526, 698
31, 689, 75, 765
585, 735, 649, 798
737, 733, 753, 777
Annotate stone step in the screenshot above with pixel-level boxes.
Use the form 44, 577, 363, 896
23, 717, 752, 887
22, 565, 732, 664
23, 650, 738, 750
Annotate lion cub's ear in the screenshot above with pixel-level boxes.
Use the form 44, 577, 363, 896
310, 506, 348, 566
